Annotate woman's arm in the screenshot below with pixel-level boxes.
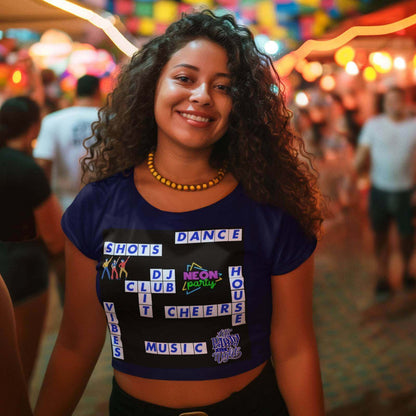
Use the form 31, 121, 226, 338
0, 274, 33, 416
34, 238, 107, 416
34, 194, 64, 255
270, 254, 325, 416
353, 144, 370, 174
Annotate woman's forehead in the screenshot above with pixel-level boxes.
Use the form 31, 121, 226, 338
166, 38, 229, 68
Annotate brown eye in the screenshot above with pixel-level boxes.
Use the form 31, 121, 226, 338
176, 76, 191, 83
216, 84, 231, 93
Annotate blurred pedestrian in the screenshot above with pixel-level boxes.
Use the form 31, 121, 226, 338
354, 87, 416, 296
293, 108, 324, 160
0, 96, 64, 382
34, 75, 101, 304
34, 74, 101, 211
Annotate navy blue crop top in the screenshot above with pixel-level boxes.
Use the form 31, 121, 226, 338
61, 169, 316, 380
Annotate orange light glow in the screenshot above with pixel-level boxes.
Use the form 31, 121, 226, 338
319, 75, 336, 91
274, 53, 297, 78
60, 75, 77, 92
309, 61, 323, 77
302, 64, 319, 82
363, 66, 377, 82
334, 46, 355, 67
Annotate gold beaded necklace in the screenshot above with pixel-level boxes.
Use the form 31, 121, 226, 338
147, 152, 226, 191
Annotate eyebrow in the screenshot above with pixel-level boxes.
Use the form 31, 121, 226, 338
173, 63, 231, 78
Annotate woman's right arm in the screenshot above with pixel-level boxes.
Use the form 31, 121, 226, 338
34, 238, 107, 416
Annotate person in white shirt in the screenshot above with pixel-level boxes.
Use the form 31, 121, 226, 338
34, 75, 101, 303
355, 87, 416, 296
34, 75, 101, 211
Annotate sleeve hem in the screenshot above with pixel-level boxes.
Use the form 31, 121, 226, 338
272, 239, 317, 276
61, 208, 97, 261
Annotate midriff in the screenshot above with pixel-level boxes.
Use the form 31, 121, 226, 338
114, 361, 267, 408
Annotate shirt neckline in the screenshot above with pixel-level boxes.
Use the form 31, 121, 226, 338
128, 171, 242, 217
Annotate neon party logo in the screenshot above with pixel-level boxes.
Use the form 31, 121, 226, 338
182, 262, 222, 295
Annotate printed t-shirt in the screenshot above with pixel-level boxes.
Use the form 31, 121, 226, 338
62, 170, 316, 380
33, 106, 99, 210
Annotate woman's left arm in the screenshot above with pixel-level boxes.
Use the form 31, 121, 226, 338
270, 254, 325, 416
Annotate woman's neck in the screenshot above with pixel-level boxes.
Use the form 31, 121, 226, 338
6, 136, 30, 153
152, 146, 220, 185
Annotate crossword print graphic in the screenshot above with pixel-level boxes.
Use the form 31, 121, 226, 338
98, 227, 250, 368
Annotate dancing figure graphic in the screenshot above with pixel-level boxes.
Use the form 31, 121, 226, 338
101, 257, 113, 280
119, 257, 130, 279
111, 258, 119, 280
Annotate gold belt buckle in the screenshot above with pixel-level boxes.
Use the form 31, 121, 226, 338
178, 412, 208, 416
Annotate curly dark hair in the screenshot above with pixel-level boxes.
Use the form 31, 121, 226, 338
82, 9, 322, 237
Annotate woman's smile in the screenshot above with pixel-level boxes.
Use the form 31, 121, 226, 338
177, 110, 215, 126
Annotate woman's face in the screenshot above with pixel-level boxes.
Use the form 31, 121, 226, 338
154, 38, 232, 152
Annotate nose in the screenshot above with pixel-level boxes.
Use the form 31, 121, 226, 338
189, 83, 212, 106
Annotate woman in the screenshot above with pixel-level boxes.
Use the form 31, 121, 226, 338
35, 11, 324, 416
0, 96, 64, 382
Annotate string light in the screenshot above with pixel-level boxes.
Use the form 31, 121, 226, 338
43, 0, 416, 76
41, 0, 137, 57
275, 13, 416, 76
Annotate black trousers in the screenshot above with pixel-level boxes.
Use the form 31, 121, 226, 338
109, 361, 289, 416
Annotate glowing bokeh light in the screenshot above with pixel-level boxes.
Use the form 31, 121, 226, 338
363, 66, 377, 82
334, 46, 355, 67
254, 34, 269, 52
295, 91, 309, 107
369, 51, 393, 73
393, 56, 406, 70
309, 61, 323, 77
295, 59, 307, 73
60, 74, 77, 92
319, 75, 336, 91
264, 40, 279, 55
345, 61, 359, 75
302, 65, 319, 82
12, 70, 22, 84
